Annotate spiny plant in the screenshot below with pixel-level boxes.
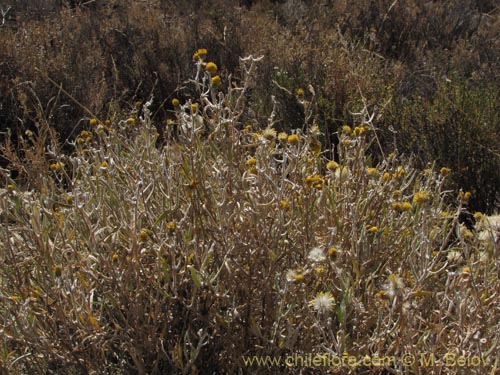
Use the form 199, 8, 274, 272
0, 50, 498, 375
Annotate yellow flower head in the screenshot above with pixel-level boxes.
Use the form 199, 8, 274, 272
296, 88, 304, 98
126, 117, 136, 125
190, 103, 198, 113
401, 202, 412, 211
393, 201, 412, 211
196, 48, 207, 59
328, 246, 338, 257
100, 161, 109, 169
172, 98, 180, 107
440, 167, 451, 177
193, 48, 207, 61
366, 167, 376, 176
287, 134, 299, 145
50, 162, 65, 171
211, 75, 222, 87
247, 157, 257, 167
305, 174, 323, 187
413, 191, 432, 204
368, 226, 378, 233
205, 62, 218, 75
342, 125, 352, 134
89, 118, 98, 126
293, 273, 305, 283
166, 221, 176, 233
326, 161, 339, 171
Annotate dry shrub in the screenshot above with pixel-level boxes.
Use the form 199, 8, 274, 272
0, 51, 498, 374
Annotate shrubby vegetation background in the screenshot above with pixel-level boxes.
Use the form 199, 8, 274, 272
0, 0, 499, 211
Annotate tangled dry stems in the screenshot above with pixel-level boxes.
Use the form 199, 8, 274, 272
0, 53, 499, 375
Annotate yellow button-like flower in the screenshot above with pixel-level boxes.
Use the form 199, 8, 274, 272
287, 134, 299, 145
211, 75, 222, 87
367, 167, 378, 177
342, 125, 352, 134
413, 191, 432, 204
440, 167, 451, 176
205, 62, 218, 75
326, 161, 339, 171
247, 157, 257, 167
89, 118, 97, 126
296, 88, 304, 98
401, 201, 412, 211
172, 98, 180, 107
166, 221, 176, 233
126, 117, 136, 125
193, 49, 207, 61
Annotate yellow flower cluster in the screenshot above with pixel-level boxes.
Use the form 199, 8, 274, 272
193, 48, 207, 61
413, 191, 432, 204
76, 130, 92, 144
352, 125, 369, 136
49, 162, 65, 171
305, 174, 324, 190
392, 201, 413, 212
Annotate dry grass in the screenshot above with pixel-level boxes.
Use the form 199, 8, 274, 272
1, 50, 498, 374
